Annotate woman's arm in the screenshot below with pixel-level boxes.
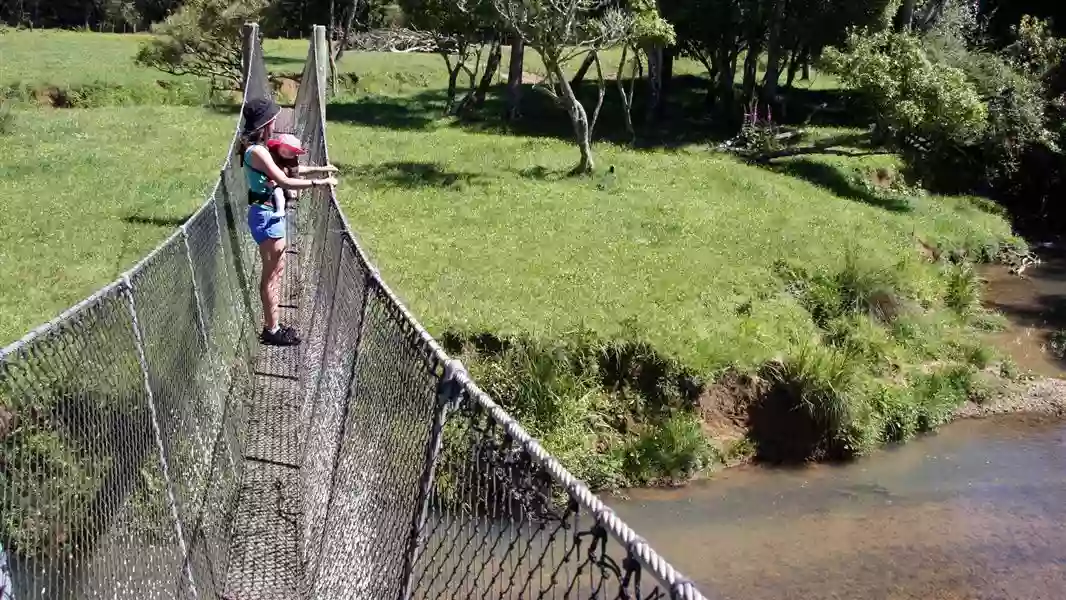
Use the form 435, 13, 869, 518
250, 146, 335, 190
296, 164, 339, 175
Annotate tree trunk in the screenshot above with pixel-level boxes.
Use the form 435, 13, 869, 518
570, 52, 596, 88
714, 43, 736, 115
662, 46, 675, 103
897, 0, 917, 32
333, 0, 359, 63
473, 39, 502, 108
742, 43, 761, 106
802, 58, 810, 81
645, 45, 663, 125
785, 44, 801, 89
550, 59, 594, 174
761, 0, 788, 107
616, 45, 639, 143
443, 55, 461, 113
505, 37, 525, 121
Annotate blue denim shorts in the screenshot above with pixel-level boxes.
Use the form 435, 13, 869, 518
247, 204, 286, 245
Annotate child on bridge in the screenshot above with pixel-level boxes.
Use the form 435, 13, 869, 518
265, 133, 339, 218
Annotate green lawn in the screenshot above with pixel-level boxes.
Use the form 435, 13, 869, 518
0, 106, 234, 342
327, 119, 1014, 372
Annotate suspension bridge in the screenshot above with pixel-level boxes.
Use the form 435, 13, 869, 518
0, 24, 707, 600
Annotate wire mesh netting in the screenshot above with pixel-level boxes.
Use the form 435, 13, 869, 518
0, 24, 708, 600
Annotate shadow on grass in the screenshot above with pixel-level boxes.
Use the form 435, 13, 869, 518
515, 165, 569, 181
265, 55, 307, 68
340, 160, 484, 189
767, 158, 913, 213
123, 213, 196, 228
325, 74, 870, 150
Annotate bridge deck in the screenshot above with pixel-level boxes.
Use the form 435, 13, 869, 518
224, 108, 306, 600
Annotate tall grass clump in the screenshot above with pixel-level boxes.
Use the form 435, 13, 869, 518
751, 341, 863, 462
756, 248, 991, 462
624, 413, 716, 486
451, 331, 715, 490
943, 262, 980, 315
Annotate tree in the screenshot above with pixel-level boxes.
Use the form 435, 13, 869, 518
470, 0, 651, 173
135, 0, 269, 91
629, 0, 674, 123
615, 43, 644, 140
660, 0, 896, 122
401, 0, 495, 113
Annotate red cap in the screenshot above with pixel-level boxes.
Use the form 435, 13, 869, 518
267, 133, 307, 156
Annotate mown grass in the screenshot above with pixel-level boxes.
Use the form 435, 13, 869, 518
0, 106, 235, 342
0, 30, 1026, 488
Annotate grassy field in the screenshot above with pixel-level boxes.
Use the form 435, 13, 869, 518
0, 30, 1026, 486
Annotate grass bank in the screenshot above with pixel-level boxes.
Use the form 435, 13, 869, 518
0, 31, 1032, 490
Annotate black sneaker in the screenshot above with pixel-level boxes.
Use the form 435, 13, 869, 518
261, 325, 301, 346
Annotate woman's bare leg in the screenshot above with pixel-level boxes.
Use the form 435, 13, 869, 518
258, 237, 287, 331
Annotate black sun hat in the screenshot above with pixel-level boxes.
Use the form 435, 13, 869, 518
242, 97, 281, 133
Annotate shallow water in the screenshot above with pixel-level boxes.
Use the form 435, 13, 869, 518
613, 414, 1066, 599
981, 250, 1066, 378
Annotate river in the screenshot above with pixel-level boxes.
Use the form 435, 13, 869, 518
612, 250, 1066, 599
615, 414, 1066, 599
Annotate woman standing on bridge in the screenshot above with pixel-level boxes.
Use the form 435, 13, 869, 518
240, 97, 338, 347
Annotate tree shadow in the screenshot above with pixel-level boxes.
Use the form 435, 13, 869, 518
766, 158, 913, 213
122, 213, 196, 228
340, 160, 484, 189
514, 165, 568, 181
264, 55, 307, 68
323, 74, 868, 151
326, 98, 438, 130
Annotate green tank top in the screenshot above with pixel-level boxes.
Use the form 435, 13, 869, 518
243, 146, 273, 196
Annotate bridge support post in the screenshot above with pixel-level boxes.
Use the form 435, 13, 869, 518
397, 359, 467, 600
313, 25, 330, 106
241, 23, 258, 93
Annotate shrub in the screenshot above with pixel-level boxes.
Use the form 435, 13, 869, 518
912, 364, 975, 429
828, 17, 1066, 231
749, 341, 863, 462
1050, 329, 1066, 360
943, 261, 980, 315
785, 252, 907, 329
870, 382, 920, 443
824, 30, 989, 152
135, 0, 268, 91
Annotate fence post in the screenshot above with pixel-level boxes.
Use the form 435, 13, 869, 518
121, 275, 200, 600
397, 360, 467, 600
